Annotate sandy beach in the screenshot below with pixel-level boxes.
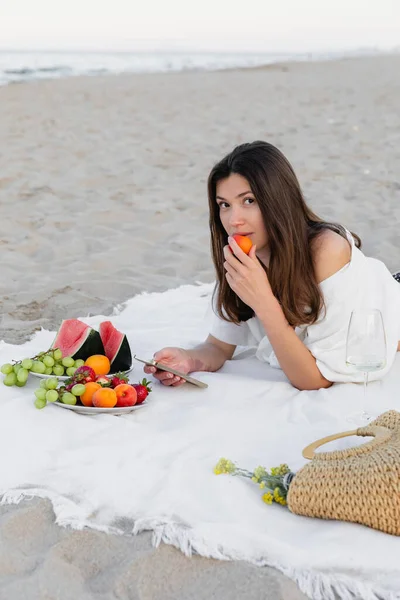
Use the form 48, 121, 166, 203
0, 54, 399, 599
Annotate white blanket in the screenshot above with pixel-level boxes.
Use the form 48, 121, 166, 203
1, 283, 399, 600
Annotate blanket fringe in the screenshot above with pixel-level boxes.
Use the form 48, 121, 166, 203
1, 488, 122, 536
280, 566, 399, 600
1, 493, 398, 600
133, 517, 399, 600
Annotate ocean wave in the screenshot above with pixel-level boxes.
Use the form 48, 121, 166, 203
0, 48, 396, 86
4, 65, 72, 75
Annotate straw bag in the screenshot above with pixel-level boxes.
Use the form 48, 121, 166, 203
287, 410, 400, 535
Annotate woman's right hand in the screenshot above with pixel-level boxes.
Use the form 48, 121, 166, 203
143, 347, 193, 387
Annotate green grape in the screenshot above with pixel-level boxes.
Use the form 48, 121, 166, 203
35, 388, 47, 401
53, 365, 65, 376
73, 359, 85, 368
16, 380, 27, 387
40, 379, 48, 389
45, 377, 58, 390
17, 368, 29, 383
61, 392, 77, 405
61, 357, 75, 368
1, 363, 13, 375
21, 358, 33, 370
71, 384, 86, 396
53, 349, 63, 361
44, 367, 53, 375
43, 355, 55, 368
3, 372, 17, 386
66, 366, 77, 377
13, 363, 22, 374
45, 390, 59, 403
34, 397, 47, 410
31, 361, 46, 374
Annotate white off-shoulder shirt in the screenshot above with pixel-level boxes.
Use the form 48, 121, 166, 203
208, 231, 400, 383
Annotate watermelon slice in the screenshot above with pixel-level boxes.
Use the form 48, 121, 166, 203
51, 319, 105, 360
99, 321, 132, 372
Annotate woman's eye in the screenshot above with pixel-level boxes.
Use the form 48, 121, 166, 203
218, 202, 229, 209
244, 197, 255, 205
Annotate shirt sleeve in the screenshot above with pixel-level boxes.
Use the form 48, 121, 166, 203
206, 295, 250, 346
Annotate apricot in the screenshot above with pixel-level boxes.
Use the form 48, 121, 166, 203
80, 382, 101, 407
92, 387, 117, 408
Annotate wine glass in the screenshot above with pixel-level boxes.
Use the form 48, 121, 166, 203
345, 308, 387, 423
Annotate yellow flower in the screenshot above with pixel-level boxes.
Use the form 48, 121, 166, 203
270, 464, 290, 477
259, 482, 266, 489
273, 487, 287, 506
253, 466, 268, 480
262, 492, 273, 505
214, 458, 236, 475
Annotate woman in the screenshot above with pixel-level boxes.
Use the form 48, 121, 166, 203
145, 141, 400, 390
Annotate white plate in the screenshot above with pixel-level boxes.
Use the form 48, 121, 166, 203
30, 367, 133, 381
52, 399, 147, 415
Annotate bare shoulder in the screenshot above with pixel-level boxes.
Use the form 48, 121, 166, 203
311, 229, 351, 284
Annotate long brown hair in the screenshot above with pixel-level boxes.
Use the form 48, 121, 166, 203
208, 141, 361, 327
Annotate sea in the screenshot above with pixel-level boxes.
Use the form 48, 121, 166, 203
0, 47, 395, 86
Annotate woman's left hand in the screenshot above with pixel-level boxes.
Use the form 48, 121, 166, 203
223, 236, 274, 312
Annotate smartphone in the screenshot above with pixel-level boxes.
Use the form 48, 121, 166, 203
133, 355, 208, 389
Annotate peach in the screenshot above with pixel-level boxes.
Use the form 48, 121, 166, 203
115, 384, 137, 407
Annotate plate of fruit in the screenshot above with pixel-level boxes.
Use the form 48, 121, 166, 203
1, 319, 133, 385
30, 318, 132, 380
33, 369, 151, 415
1, 318, 151, 415
28, 354, 133, 381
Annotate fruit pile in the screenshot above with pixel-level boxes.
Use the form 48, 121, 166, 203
1, 318, 133, 390
1, 349, 85, 387
33, 359, 151, 410
0, 320, 148, 413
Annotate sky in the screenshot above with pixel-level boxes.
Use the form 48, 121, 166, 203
0, 0, 399, 52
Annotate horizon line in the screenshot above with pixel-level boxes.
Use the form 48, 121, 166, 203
0, 45, 395, 55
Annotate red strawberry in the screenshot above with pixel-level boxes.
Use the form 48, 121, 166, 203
110, 371, 129, 388
132, 378, 152, 404
73, 366, 96, 384
65, 366, 96, 391
96, 375, 111, 387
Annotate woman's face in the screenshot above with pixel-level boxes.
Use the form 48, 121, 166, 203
216, 174, 269, 259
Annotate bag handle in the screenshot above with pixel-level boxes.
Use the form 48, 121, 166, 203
302, 425, 391, 460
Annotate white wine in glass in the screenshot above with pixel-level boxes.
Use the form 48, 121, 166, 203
345, 309, 387, 423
